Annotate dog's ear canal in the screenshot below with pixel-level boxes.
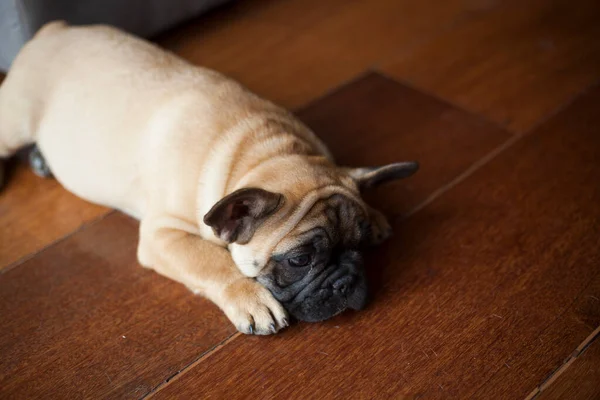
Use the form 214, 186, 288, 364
347, 161, 419, 191
203, 188, 284, 244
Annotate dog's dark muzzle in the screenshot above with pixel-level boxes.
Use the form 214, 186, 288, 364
279, 250, 368, 322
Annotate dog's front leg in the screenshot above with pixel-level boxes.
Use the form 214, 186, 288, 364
138, 221, 288, 335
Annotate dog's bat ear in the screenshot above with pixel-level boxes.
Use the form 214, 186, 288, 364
346, 161, 419, 190
203, 188, 284, 244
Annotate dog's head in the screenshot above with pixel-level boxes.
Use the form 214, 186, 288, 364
203, 161, 418, 322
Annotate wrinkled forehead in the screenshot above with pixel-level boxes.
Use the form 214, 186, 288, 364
273, 194, 368, 254
230, 188, 367, 277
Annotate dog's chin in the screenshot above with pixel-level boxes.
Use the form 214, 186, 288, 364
285, 284, 368, 322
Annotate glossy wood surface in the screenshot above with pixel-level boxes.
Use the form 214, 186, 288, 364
157, 0, 505, 110
536, 332, 600, 400
0, 212, 237, 399
0, 164, 109, 269
478, 275, 600, 399
1, 0, 599, 397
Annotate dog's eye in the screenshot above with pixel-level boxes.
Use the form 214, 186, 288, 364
287, 253, 312, 267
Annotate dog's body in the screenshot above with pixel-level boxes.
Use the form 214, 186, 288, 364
0, 22, 417, 334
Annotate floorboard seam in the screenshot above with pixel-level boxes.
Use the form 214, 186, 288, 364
374, 68, 514, 133
293, 69, 375, 114
383, 75, 600, 222
524, 325, 600, 400
1, 210, 116, 275
289, 0, 503, 116
266, 0, 508, 116
518, 78, 600, 136
469, 268, 600, 399
375, 72, 600, 138
401, 133, 521, 221
142, 332, 241, 399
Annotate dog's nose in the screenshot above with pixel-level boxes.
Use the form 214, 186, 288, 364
333, 275, 354, 295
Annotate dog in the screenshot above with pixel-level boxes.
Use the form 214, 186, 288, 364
0, 22, 418, 334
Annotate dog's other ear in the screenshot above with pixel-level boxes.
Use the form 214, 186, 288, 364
204, 188, 284, 244
347, 161, 419, 191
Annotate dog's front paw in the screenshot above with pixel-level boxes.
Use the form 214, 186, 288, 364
221, 278, 289, 335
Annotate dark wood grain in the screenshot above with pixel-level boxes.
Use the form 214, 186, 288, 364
0, 163, 109, 269
157, 0, 502, 109
151, 80, 600, 400
385, 0, 600, 132
296, 73, 511, 217
476, 274, 600, 399
536, 331, 600, 400
0, 212, 236, 399
0, 0, 598, 396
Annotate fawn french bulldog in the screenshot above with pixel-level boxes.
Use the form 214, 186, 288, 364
0, 22, 418, 334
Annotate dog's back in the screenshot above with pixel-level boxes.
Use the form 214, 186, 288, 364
0, 22, 328, 221
0, 22, 255, 212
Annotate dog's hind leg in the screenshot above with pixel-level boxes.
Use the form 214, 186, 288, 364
28, 145, 53, 178
0, 72, 40, 188
0, 88, 36, 159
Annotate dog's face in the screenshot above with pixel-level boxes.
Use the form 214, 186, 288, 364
257, 194, 371, 322
204, 161, 418, 322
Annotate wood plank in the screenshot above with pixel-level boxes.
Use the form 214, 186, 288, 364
150, 80, 600, 399
0, 73, 510, 398
535, 332, 600, 400
0, 163, 109, 269
475, 273, 600, 398
157, 0, 503, 109
385, 0, 600, 132
0, 212, 237, 399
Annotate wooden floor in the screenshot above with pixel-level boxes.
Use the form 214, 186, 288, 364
1, 0, 600, 398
